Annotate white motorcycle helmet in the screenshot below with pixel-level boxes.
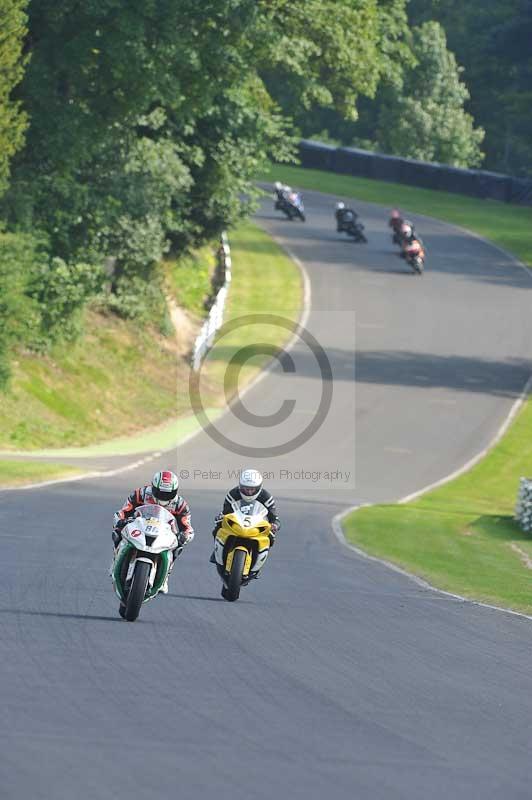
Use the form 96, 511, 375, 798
239, 468, 263, 501
274, 181, 282, 191
336, 201, 345, 211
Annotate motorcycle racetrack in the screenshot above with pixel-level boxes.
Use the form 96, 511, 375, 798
2, 190, 532, 799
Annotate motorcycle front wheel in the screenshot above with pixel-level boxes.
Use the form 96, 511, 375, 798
224, 549, 247, 602
124, 560, 151, 621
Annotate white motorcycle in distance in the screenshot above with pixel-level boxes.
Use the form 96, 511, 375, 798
214, 499, 273, 601
111, 504, 180, 621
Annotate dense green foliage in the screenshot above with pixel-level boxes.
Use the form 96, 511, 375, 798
0, 0, 28, 198
409, 0, 532, 175
305, 19, 484, 168
0, 0, 413, 387
309, 0, 532, 175
376, 22, 484, 167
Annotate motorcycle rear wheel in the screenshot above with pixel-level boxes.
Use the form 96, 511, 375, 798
124, 561, 151, 621
225, 549, 247, 601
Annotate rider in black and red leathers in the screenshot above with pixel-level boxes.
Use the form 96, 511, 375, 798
112, 470, 194, 551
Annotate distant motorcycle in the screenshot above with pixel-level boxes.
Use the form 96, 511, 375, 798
342, 213, 367, 244
404, 239, 425, 275
391, 228, 402, 245
275, 191, 306, 222
214, 501, 273, 601
336, 209, 367, 243
111, 504, 180, 620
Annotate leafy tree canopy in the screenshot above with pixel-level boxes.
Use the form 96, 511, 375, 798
376, 21, 485, 167
0, 0, 28, 197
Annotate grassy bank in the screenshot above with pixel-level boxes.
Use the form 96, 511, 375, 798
270, 162, 532, 612
261, 163, 532, 266
165, 244, 217, 317
0, 460, 82, 488
0, 222, 301, 483
201, 220, 301, 400
344, 394, 532, 613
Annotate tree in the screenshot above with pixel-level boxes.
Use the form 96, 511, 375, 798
0, 0, 420, 379
488, 0, 532, 173
0, 0, 28, 197
260, 0, 412, 132
376, 22, 484, 167
408, 0, 532, 174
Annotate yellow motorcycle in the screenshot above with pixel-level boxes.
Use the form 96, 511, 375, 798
214, 503, 272, 601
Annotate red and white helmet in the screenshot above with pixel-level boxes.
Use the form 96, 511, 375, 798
151, 470, 179, 506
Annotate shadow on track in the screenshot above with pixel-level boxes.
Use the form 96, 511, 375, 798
166, 593, 224, 602
0, 608, 122, 623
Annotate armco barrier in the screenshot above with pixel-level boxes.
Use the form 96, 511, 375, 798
297, 140, 532, 206
191, 232, 232, 371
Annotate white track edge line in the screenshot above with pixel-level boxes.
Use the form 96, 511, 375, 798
300, 184, 532, 281
400, 372, 532, 503
0, 237, 312, 493
331, 507, 532, 623
5, 200, 532, 624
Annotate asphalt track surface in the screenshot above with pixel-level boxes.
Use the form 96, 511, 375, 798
2, 190, 532, 800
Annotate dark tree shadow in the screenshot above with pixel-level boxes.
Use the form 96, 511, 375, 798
471, 514, 528, 542
167, 592, 253, 604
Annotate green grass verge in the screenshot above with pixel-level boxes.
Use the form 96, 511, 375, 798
344, 395, 532, 613
271, 162, 532, 612
0, 309, 185, 450
0, 222, 301, 454
260, 163, 532, 267
165, 244, 217, 317
201, 220, 301, 400
0, 460, 83, 487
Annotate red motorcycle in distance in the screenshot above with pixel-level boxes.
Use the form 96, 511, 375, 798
403, 238, 425, 275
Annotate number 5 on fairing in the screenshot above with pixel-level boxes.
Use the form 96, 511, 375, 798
214, 502, 272, 602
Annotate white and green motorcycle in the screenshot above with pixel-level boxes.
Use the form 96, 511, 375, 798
111, 504, 179, 621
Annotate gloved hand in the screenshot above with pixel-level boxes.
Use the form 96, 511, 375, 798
179, 530, 195, 546
269, 523, 279, 548
212, 514, 223, 538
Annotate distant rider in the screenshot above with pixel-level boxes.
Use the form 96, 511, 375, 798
335, 201, 359, 232
399, 220, 417, 243
405, 236, 425, 259
274, 181, 291, 203
113, 470, 194, 590
209, 468, 280, 563
389, 208, 403, 233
